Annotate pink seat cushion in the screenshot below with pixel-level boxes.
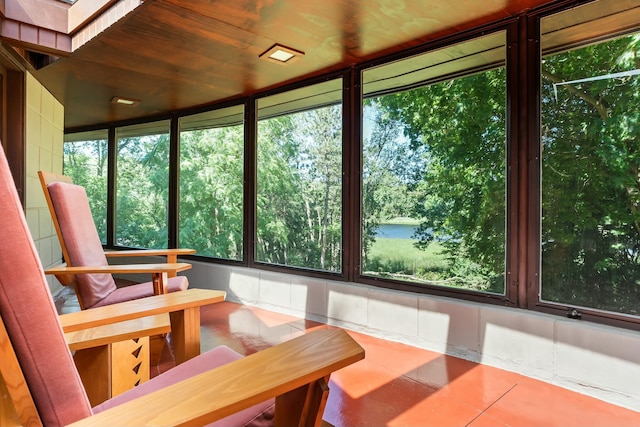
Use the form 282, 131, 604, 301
0, 152, 92, 425
48, 181, 117, 308
48, 181, 191, 309
93, 346, 275, 427
92, 275, 189, 308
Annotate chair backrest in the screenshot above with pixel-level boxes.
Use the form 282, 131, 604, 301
39, 171, 117, 309
0, 149, 92, 425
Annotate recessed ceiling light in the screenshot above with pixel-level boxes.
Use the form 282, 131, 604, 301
259, 44, 304, 64
111, 96, 140, 106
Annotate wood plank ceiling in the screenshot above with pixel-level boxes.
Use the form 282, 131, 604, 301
32, 0, 559, 129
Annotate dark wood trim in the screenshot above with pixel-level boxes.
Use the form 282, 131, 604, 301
357, 273, 516, 306
106, 126, 116, 247
525, 13, 542, 312
507, 18, 522, 306
244, 98, 256, 266
168, 115, 179, 249
5, 70, 25, 207
343, 67, 361, 282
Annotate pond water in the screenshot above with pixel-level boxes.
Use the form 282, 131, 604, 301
375, 223, 418, 239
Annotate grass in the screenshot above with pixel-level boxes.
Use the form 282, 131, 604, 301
365, 237, 449, 276
365, 237, 503, 292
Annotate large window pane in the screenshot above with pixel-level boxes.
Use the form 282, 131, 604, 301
63, 130, 108, 244
256, 79, 343, 272
115, 121, 170, 248
361, 32, 507, 294
179, 105, 244, 260
541, 16, 640, 315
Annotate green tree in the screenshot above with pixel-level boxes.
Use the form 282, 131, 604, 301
257, 106, 342, 272
296, 106, 343, 270
375, 69, 507, 291
63, 139, 108, 241
257, 114, 305, 266
362, 103, 418, 265
115, 133, 169, 248
541, 34, 640, 314
179, 126, 244, 259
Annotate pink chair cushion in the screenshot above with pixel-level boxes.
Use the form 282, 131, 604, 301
93, 346, 275, 427
48, 181, 191, 308
0, 152, 92, 425
92, 275, 189, 308
48, 181, 117, 308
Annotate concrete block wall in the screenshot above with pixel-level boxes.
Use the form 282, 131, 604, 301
24, 71, 65, 295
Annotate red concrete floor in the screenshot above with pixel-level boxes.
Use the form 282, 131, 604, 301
153, 301, 640, 427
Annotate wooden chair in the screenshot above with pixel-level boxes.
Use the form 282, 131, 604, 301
38, 170, 196, 397
38, 170, 195, 311
0, 148, 365, 427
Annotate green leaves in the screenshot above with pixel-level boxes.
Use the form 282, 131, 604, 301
179, 126, 244, 259
541, 34, 640, 314
256, 107, 343, 271
367, 68, 507, 291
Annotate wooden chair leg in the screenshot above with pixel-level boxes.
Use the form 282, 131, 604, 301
169, 307, 201, 364
149, 334, 167, 366
274, 376, 330, 427
74, 337, 150, 406
74, 346, 111, 406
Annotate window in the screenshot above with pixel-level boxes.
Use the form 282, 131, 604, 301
115, 121, 170, 248
540, 1, 640, 316
59, 0, 640, 329
179, 105, 245, 260
63, 130, 109, 243
361, 31, 508, 294
256, 79, 343, 272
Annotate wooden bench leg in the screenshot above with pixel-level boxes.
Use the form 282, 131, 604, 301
74, 345, 111, 406
74, 337, 150, 406
169, 307, 201, 365
152, 272, 169, 295
149, 334, 167, 366
274, 376, 330, 427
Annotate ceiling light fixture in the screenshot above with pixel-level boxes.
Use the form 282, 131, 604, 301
111, 96, 140, 106
259, 44, 304, 64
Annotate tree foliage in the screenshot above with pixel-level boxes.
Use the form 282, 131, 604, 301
179, 126, 244, 259
541, 34, 640, 314
63, 139, 108, 241
371, 68, 507, 292
115, 134, 170, 248
362, 104, 419, 264
257, 106, 342, 271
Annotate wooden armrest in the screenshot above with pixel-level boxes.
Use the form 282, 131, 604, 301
104, 248, 196, 257
67, 328, 365, 427
105, 248, 196, 264
59, 289, 225, 333
65, 314, 171, 351
45, 263, 192, 276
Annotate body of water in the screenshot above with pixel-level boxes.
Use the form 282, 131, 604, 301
375, 223, 418, 239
